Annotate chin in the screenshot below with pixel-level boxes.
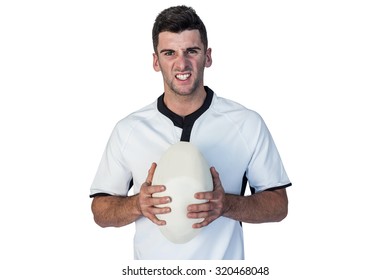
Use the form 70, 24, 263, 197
172, 83, 201, 97
172, 86, 196, 96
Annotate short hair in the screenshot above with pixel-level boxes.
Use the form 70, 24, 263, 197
152, 6, 208, 53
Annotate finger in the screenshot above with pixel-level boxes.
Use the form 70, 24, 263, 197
149, 196, 171, 206
192, 217, 214, 229
187, 210, 209, 219
194, 191, 215, 200
139, 193, 170, 210
151, 206, 171, 215
145, 162, 157, 185
142, 206, 171, 225
187, 201, 212, 213
145, 213, 167, 226
194, 167, 223, 200
141, 184, 166, 196
210, 166, 221, 187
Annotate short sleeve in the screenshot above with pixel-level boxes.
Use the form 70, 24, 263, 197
90, 123, 132, 197
245, 114, 291, 192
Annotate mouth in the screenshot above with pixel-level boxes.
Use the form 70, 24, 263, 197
175, 73, 191, 81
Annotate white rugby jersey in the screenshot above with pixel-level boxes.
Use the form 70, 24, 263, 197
90, 87, 291, 260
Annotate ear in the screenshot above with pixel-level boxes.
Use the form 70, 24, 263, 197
153, 53, 161, 72
205, 48, 212, 68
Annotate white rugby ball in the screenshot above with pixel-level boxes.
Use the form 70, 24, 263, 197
152, 142, 213, 243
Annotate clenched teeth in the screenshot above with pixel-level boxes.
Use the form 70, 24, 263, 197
176, 74, 191, 81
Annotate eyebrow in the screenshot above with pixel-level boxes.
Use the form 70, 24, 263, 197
159, 47, 202, 54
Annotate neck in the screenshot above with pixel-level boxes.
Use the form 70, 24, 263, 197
163, 87, 207, 117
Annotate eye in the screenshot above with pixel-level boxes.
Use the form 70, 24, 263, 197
164, 50, 175, 56
187, 49, 199, 55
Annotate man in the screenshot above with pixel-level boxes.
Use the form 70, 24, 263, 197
90, 5, 291, 260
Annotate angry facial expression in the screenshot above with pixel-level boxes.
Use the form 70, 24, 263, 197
153, 30, 212, 97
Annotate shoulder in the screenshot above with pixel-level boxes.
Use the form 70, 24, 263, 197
115, 100, 159, 131
208, 92, 271, 149
108, 100, 159, 146
210, 93, 264, 126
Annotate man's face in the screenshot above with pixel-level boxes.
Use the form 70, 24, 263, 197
153, 30, 212, 97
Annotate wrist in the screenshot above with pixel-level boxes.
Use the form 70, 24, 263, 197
222, 193, 235, 217
131, 193, 143, 217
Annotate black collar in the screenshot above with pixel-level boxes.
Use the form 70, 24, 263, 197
157, 86, 214, 141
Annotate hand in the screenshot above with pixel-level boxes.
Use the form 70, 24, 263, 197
187, 167, 226, 228
137, 163, 171, 225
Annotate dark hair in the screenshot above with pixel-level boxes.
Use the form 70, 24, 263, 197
152, 6, 208, 53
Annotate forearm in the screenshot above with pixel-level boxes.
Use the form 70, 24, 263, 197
91, 195, 141, 228
223, 188, 288, 223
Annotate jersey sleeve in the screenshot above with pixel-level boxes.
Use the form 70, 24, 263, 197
245, 113, 291, 193
90, 122, 132, 197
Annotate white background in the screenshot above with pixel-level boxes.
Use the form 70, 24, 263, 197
1, 0, 389, 279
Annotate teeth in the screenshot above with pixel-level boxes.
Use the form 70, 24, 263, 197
176, 74, 190, 81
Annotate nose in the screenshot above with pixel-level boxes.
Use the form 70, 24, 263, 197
175, 52, 190, 71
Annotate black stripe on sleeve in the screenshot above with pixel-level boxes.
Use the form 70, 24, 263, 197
263, 183, 292, 192
89, 193, 112, 198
